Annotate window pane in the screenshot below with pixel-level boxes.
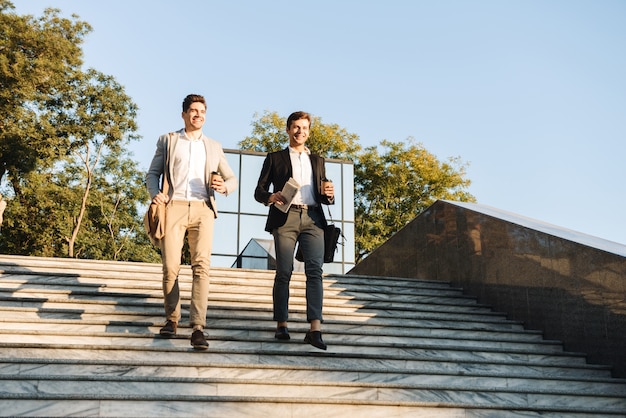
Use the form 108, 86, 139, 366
212, 255, 237, 268
342, 221, 355, 263
239, 214, 271, 252
342, 163, 355, 222
240, 154, 267, 215
216, 152, 240, 213
323, 263, 344, 274
325, 162, 342, 221
213, 213, 239, 255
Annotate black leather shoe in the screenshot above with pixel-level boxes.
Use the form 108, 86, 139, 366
191, 329, 209, 350
304, 330, 327, 350
274, 326, 290, 340
159, 320, 177, 337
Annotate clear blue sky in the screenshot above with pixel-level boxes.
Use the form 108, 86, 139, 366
14, 0, 626, 245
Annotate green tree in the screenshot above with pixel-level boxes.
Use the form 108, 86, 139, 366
56, 68, 140, 257
54, 148, 158, 262
0, 170, 70, 256
0, 158, 159, 262
355, 139, 475, 262
239, 112, 475, 263
0, 2, 158, 262
91, 151, 158, 262
0, 1, 91, 187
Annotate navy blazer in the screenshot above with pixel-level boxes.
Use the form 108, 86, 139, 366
254, 148, 334, 232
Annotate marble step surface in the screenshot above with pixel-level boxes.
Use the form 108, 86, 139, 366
0, 292, 527, 328
0, 343, 612, 380
1, 254, 625, 417
0, 332, 592, 369
3, 359, 625, 395
0, 282, 572, 352
0, 274, 486, 307
2, 374, 624, 410
0, 286, 505, 314
0, 318, 563, 353
2, 399, 619, 418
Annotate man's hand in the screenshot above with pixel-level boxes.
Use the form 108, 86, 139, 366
152, 192, 169, 205
323, 182, 335, 199
269, 192, 286, 205
211, 174, 227, 194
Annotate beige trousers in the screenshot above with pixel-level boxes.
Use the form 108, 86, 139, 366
160, 200, 215, 327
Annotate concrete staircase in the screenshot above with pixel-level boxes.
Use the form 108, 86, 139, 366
0, 254, 625, 417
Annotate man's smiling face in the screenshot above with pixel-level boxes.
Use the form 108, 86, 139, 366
182, 101, 206, 131
287, 118, 310, 149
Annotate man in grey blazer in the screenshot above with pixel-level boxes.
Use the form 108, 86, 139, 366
254, 111, 334, 350
146, 94, 237, 350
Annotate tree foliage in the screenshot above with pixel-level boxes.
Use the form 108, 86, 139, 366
57, 68, 141, 257
0, 1, 91, 186
239, 111, 362, 161
0, 158, 159, 262
239, 112, 476, 263
0, 2, 159, 262
355, 139, 475, 262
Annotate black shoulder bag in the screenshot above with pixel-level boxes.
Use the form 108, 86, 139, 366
295, 205, 343, 263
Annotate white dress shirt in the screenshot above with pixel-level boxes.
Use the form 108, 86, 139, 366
289, 146, 316, 206
171, 131, 209, 202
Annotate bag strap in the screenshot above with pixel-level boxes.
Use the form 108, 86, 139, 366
325, 204, 334, 223
324, 204, 345, 247
161, 132, 173, 195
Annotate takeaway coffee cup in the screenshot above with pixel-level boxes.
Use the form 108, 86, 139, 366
210, 171, 222, 187
322, 178, 332, 193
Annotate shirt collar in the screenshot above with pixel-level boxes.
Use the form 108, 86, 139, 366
181, 129, 203, 141
288, 145, 311, 155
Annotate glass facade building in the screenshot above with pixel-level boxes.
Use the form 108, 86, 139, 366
211, 149, 355, 274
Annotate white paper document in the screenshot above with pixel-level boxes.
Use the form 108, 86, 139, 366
276, 177, 300, 213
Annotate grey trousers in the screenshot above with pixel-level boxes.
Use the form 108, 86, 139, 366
272, 206, 325, 323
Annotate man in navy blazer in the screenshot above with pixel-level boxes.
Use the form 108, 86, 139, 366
254, 111, 334, 350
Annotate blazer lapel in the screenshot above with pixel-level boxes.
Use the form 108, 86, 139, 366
280, 148, 292, 178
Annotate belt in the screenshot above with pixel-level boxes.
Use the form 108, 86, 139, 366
170, 200, 207, 207
290, 204, 317, 210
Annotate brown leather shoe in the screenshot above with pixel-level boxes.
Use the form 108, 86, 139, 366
191, 329, 209, 350
159, 320, 177, 337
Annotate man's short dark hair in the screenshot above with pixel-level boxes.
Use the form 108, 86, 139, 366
182, 94, 206, 112
286, 111, 311, 129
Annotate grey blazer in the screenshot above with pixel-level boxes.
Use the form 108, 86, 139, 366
146, 130, 238, 218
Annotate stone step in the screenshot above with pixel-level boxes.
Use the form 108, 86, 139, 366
0, 310, 549, 355
0, 257, 457, 289
0, 270, 462, 292
1, 398, 618, 418
0, 318, 562, 352
0, 302, 530, 332
0, 264, 485, 290
0, 331, 587, 366
3, 359, 624, 395
0, 301, 507, 332
0, 281, 481, 309
0, 344, 611, 379
2, 374, 625, 414
2, 255, 625, 417
0, 285, 496, 311
0, 290, 528, 328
